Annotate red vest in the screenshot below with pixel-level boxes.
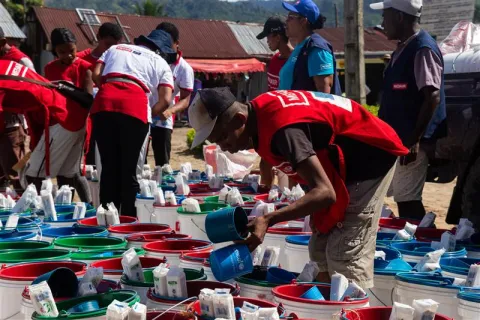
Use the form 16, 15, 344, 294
251, 90, 408, 234
0, 46, 30, 64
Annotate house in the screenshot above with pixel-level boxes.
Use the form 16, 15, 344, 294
0, 3, 26, 46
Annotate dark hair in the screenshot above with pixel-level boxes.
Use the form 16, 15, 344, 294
391, 8, 420, 24
51, 28, 76, 56
308, 14, 327, 31
98, 23, 123, 41
156, 22, 180, 43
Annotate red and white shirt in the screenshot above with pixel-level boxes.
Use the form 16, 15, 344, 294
94, 44, 174, 123
267, 52, 287, 91
153, 52, 194, 130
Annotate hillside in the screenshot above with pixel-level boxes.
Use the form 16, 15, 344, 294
43, 0, 383, 26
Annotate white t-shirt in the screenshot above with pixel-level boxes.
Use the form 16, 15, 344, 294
153, 55, 194, 130
99, 44, 174, 123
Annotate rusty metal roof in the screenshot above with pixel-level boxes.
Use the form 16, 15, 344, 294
0, 4, 26, 39
31, 6, 250, 59
227, 22, 272, 58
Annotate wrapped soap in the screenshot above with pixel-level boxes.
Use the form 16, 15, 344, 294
412, 299, 439, 320
96, 206, 107, 226
106, 300, 130, 320
414, 249, 445, 272
297, 261, 321, 282
261, 246, 280, 267
166, 266, 188, 299
341, 281, 366, 300
41, 190, 57, 221
29, 281, 59, 317
165, 191, 177, 205
419, 212, 436, 228
268, 188, 279, 202
389, 302, 414, 320
182, 198, 201, 213
440, 231, 456, 252
404, 222, 418, 237
128, 302, 146, 320
375, 250, 386, 260
153, 263, 169, 296
199, 288, 216, 318
153, 189, 166, 206
213, 289, 235, 320
121, 248, 144, 282
72, 202, 86, 220
465, 264, 480, 287
106, 202, 120, 226
331, 272, 349, 301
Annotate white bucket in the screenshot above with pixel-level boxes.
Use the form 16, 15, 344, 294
394, 278, 460, 318
145, 251, 181, 266
177, 213, 208, 241
120, 283, 149, 304
135, 197, 155, 223
102, 273, 122, 282
0, 277, 33, 319
283, 242, 309, 273
261, 228, 309, 268
20, 292, 33, 320
152, 204, 180, 229
236, 280, 274, 301
458, 293, 480, 320
87, 180, 100, 209
369, 274, 395, 307
287, 220, 304, 228
146, 292, 192, 312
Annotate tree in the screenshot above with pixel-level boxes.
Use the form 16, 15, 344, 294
6, 0, 44, 27
475, 4, 480, 23
133, 0, 166, 17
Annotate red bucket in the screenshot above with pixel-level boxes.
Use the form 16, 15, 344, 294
126, 232, 191, 247
180, 251, 211, 268
253, 193, 287, 204
108, 223, 172, 237
189, 296, 285, 319
189, 183, 220, 200
343, 307, 453, 320
78, 216, 137, 226
91, 256, 167, 273
0, 261, 87, 281
267, 226, 310, 236
378, 218, 421, 233
415, 228, 456, 242
143, 239, 213, 266
147, 311, 196, 320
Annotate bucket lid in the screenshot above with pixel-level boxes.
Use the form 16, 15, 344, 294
286, 235, 311, 245
143, 239, 213, 253
458, 288, 480, 303
395, 272, 459, 288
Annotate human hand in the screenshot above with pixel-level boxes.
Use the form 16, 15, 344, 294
400, 142, 419, 166
237, 215, 270, 252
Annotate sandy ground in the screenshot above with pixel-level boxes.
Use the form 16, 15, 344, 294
152, 127, 456, 229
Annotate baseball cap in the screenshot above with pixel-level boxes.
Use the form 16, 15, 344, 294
282, 0, 320, 24
370, 0, 423, 17
257, 16, 287, 40
188, 87, 237, 149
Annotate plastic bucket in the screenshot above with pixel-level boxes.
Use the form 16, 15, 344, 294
391, 241, 467, 263
108, 223, 172, 239
460, 244, 480, 259
283, 235, 311, 273
146, 280, 240, 311
176, 203, 229, 241
189, 296, 285, 320
378, 217, 421, 233
0, 261, 86, 319
262, 227, 311, 267
288, 219, 305, 228
376, 232, 409, 248
78, 216, 138, 227
188, 184, 220, 201
53, 236, 127, 251
440, 257, 480, 280
0, 240, 52, 251
31, 290, 139, 320
178, 251, 217, 281
235, 267, 292, 301
135, 195, 155, 223
91, 256, 167, 282
144, 239, 213, 266
394, 272, 460, 318
415, 228, 454, 242
146, 311, 196, 320
458, 288, 480, 320
41, 225, 108, 242
120, 268, 207, 304
0, 230, 37, 242
342, 307, 452, 320
370, 258, 413, 307
152, 203, 181, 229
0, 249, 71, 265
70, 247, 145, 266
376, 246, 402, 261
205, 207, 248, 243
204, 195, 254, 206
127, 232, 191, 249
272, 283, 370, 319
0, 217, 42, 232
210, 244, 253, 282
266, 267, 297, 284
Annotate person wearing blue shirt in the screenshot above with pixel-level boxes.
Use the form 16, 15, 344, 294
279, 0, 341, 95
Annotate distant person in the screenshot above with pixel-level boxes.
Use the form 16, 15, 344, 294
150, 22, 194, 166
91, 30, 173, 216
279, 0, 341, 95
257, 15, 294, 188
0, 26, 32, 191
371, 0, 447, 220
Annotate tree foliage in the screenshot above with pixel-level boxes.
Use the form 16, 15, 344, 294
133, 0, 166, 17
6, 0, 44, 27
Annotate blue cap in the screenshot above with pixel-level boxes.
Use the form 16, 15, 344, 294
134, 29, 175, 54
283, 0, 320, 24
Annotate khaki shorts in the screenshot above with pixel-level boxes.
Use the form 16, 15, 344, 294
390, 147, 428, 202
308, 165, 395, 289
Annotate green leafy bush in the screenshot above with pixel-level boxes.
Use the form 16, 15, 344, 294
186, 128, 204, 155
363, 104, 379, 117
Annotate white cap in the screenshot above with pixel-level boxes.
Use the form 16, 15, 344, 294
188, 93, 218, 149
370, 0, 423, 17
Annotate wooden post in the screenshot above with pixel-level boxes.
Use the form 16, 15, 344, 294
344, 0, 366, 104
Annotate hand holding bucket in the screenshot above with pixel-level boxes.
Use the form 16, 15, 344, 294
205, 207, 248, 243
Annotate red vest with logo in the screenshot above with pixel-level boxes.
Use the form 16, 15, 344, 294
251, 90, 408, 234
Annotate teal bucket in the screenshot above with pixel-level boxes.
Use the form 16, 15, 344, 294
391, 241, 468, 263
53, 236, 127, 252
0, 230, 37, 242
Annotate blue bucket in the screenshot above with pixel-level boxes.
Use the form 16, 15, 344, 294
68, 300, 100, 313
376, 232, 410, 248
395, 272, 459, 289
42, 225, 108, 240
32, 267, 79, 298
440, 257, 479, 277
458, 288, 480, 303
300, 286, 325, 300
205, 207, 248, 243
374, 258, 414, 276
0, 230, 37, 241
266, 267, 296, 284
375, 246, 402, 261
286, 235, 311, 246
210, 244, 253, 282
391, 241, 468, 263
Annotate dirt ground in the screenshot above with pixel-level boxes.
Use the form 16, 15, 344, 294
153, 127, 456, 229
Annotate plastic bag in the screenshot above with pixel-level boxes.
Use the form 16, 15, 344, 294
419, 212, 436, 228
251, 201, 266, 218
240, 301, 260, 320
393, 229, 413, 241
341, 281, 366, 300
153, 263, 169, 296
0, 193, 6, 208
41, 178, 53, 194
12, 184, 37, 213
80, 267, 103, 288
41, 190, 57, 221
261, 246, 280, 267
166, 266, 188, 299
268, 189, 279, 202
142, 164, 152, 180
414, 249, 445, 272
456, 219, 476, 241
412, 299, 439, 320
5, 195, 15, 209
297, 261, 321, 282
227, 187, 244, 206
5, 187, 17, 199
106, 203, 120, 226
258, 308, 280, 320
121, 248, 144, 282
55, 185, 72, 205
199, 288, 216, 318
330, 272, 349, 301
72, 202, 86, 220
175, 173, 190, 196
205, 164, 214, 179
139, 180, 152, 198
213, 289, 235, 320
165, 191, 177, 205
465, 264, 480, 287
180, 162, 192, 175
106, 300, 130, 320
218, 186, 230, 202
389, 302, 414, 320
96, 206, 107, 226
404, 222, 418, 237
162, 164, 173, 174
440, 231, 456, 252
182, 198, 201, 213
153, 189, 165, 206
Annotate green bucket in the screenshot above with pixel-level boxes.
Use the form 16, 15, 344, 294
54, 236, 127, 252
204, 195, 253, 204
71, 248, 145, 263
31, 290, 139, 319
120, 267, 207, 288
177, 203, 229, 215
0, 249, 71, 264
0, 240, 53, 251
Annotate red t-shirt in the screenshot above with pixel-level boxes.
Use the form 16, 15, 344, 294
77, 48, 99, 66
267, 53, 287, 91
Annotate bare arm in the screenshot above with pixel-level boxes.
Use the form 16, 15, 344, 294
92, 63, 104, 88
312, 74, 334, 93
83, 69, 94, 95
152, 85, 173, 117
169, 89, 192, 114
259, 159, 274, 188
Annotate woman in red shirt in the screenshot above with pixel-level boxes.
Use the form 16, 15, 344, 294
25, 28, 93, 203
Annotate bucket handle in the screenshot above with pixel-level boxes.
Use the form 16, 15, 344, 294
150, 296, 198, 320
190, 218, 207, 234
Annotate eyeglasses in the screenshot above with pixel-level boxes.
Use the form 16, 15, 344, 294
286, 13, 304, 21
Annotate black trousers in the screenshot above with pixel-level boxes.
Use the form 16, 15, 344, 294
93, 112, 149, 217
151, 126, 172, 166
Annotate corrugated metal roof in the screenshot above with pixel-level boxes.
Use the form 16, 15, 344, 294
32, 6, 250, 59
0, 4, 26, 39
227, 22, 272, 57
317, 27, 397, 53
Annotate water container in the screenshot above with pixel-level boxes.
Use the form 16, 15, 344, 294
210, 244, 253, 282
135, 195, 155, 223
370, 258, 413, 307
146, 280, 239, 311
188, 184, 220, 201
283, 235, 311, 273
378, 217, 420, 233
0, 230, 37, 242
343, 307, 452, 320
108, 223, 172, 239
458, 288, 480, 320
440, 257, 480, 281
262, 226, 311, 267
126, 232, 191, 249
176, 203, 229, 241
31, 267, 79, 298
90, 256, 167, 281
70, 247, 145, 266
0, 249, 71, 266
272, 283, 369, 319
152, 203, 181, 229
391, 241, 467, 263
53, 236, 126, 251
394, 272, 461, 318
78, 216, 137, 227
41, 225, 108, 242
0, 217, 43, 232
266, 267, 297, 284
0, 240, 52, 251
205, 207, 248, 243
143, 239, 213, 266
